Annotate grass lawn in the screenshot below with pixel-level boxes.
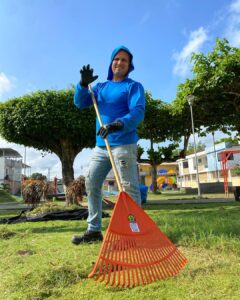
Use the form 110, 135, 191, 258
105, 190, 234, 202
146, 191, 234, 201
0, 190, 20, 203
0, 200, 240, 300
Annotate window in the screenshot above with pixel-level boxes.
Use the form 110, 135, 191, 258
218, 153, 234, 161
183, 161, 188, 168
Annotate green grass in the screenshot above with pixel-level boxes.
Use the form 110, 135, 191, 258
0, 190, 20, 203
147, 190, 235, 200
0, 201, 240, 299
105, 190, 234, 202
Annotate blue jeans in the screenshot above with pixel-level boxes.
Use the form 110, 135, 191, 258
85, 144, 141, 232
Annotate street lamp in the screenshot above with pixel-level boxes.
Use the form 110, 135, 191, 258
187, 95, 202, 198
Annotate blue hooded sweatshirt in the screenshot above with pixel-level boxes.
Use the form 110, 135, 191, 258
74, 45, 145, 147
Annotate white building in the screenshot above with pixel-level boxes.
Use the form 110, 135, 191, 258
0, 148, 23, 194
177, 142, 240, 193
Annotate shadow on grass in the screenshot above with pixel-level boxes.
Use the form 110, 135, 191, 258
4, 221, 110, 235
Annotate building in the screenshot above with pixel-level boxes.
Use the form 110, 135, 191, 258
0, 148, 23, 194
177, 142, 240, 192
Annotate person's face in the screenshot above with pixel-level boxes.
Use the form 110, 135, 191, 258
111, 51, 130, 80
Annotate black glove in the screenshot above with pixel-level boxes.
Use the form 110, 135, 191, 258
80, 64, 98, 87
97, 121, 124, 139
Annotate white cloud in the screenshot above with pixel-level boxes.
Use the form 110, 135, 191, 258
188, 130, 237, 149
0, 137, 93, 179
0, 72, 13, 100
173, 27, 208, 77
229, 0, 240, 13
225, 0, 240, 46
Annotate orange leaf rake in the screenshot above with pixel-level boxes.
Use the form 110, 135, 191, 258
88, 85, 187, 287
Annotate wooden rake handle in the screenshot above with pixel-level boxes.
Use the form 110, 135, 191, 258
88, 84, 123, 192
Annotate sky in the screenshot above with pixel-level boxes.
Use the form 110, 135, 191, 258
0, 0, 240, 179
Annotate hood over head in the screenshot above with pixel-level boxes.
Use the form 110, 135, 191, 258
107, 45, 134, 80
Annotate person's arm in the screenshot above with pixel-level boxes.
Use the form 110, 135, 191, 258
74, 83, 92, 109
117, 82, 145, 132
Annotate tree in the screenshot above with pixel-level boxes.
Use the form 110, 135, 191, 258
137, 145, 144, 162
0, 89, 96, 188
190, 38, 240, 135
138, 91, 179, 145
215, 136, 239, 145
30, 173, 47, 181
171, 78, 210, 157
138, 91, 180, 192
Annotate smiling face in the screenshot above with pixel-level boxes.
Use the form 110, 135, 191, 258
111, 50, 130, 81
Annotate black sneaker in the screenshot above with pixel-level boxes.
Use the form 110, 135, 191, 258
71, 230, 103, 245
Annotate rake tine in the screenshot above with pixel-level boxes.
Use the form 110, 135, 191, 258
103, 232, 116, 283
110, 235, 120, 287
93, 231, 111, 281
140, 247, 152, 283
105, 233, 117, 285
99, 233, 113, 283
147, 249, 158, 282
124, 239, 131, 288
134, 246, 142, 283
144, 250, 156, 284
131, 240, 140, 286
115, 236, 125, 287
129, 239, 138, 287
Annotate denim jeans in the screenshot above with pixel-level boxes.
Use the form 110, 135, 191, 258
85, 144, 141, 232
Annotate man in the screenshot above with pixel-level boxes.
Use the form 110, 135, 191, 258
72, 45, 145, 244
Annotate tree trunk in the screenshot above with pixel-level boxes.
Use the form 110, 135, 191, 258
58, 139, 78, 192
151, 163, 158, 193
61, 155, 74, 187
183, 134, 190, 157
150, 139, 158, 193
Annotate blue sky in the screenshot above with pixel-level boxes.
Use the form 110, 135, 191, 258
0, 0, 240, 178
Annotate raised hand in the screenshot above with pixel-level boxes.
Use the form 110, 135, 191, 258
80, 64, 98, 87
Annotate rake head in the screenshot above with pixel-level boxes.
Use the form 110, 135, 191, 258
88, 192, 187, 287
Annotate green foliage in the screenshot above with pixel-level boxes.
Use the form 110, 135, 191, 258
171, 79, 202, 156
233, 165, 240, 176
137, 145, 144, 162
138, 91, 178, 143
172, 38, 240, 155
0, 88, 96, 185
30, 172, 47, 180
187, 141, 206, 155
190, 38, 240, 133
0, 88, 95, 153
0, 190, 19, 203
0, 183, 10, 193
215, 136, 239, 145
147, 144, 178, 165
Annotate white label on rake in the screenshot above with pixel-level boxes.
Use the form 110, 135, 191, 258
130, 222, 140, 232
